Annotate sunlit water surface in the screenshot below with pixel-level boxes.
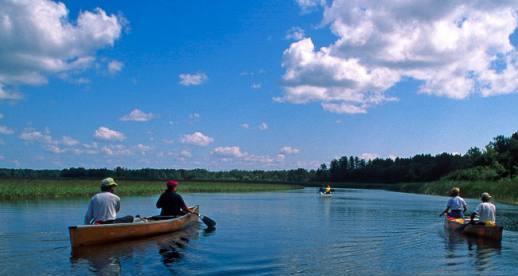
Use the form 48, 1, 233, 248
1, 188, 518, 275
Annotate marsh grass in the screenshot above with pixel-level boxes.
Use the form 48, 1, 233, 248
0, 179, 303, 200
396, 179, 518, 204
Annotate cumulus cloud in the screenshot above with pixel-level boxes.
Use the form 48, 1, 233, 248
101, 144, 131, 156
360, 152, 379, 160
251, 83, 262, 89
181, 131, 214, 146
258, 122, 269, 130
212, 146, 284, 165
179, 73, 208, 86
280, 146, 300, 155
296, 0, 325, 13
120, 108, 154, 122
135, 143, 151, 155
286, 26, 306, 41
19, 129, 54, 144
282, 0, 518, 114
180, 150, 192, 159
47, 144, 65, 154
107, 60, 124, 74
212, 146, 246, 158
241, 123, 250, 129
61, 136, 79, 146
94, 127, 126, 141
189, 113, 201, 121
0, 0, 124, 97
0, 125, 14, 135
0, 85, 22, 102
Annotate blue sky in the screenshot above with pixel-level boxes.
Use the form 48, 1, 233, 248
1, 0, 518, 170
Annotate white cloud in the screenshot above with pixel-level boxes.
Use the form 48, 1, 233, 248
280, 146, 300, 155
19, 129, 53, 144
179, 73, 208, 86
296, 0, 325, 13
212, 146, 284, 165
212, 146, 246, 158
180, 150, 192, 159
101, 144, 131, 156
283, 0, 518, 114
107, 60, 124, 74
120, 108, 154, 122
258, 122, 269, 130
0, 85, 23, 102
0, 125, 14, 135
189, 113, 201, 120
241, 123, 250, 129
286, 26, 306, 41
181, 131, 214, 146
47, 144, 65, 154
94, 127, 126, 141
0, 0, 123, 96
61, 136, 79, 146
360, 153, 379, 160
135, 143, 151, 155
251, 83, 262, 89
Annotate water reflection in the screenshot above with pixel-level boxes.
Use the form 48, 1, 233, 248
71, 224, 200, 274
444, 228, 501, 272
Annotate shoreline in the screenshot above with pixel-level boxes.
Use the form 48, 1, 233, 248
0, 179, 303, 201
323, 180, 518, 205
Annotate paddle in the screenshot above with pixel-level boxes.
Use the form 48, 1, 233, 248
199, 215, 216, 228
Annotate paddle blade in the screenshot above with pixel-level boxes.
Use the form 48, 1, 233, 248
201, 215, 216, 228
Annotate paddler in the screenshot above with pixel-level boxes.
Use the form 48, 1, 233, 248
156, 180, 193, 216
325, 184, 332, 194
470, 192, 496, 225
440, 187, 467, 218
84, 177, 133, 224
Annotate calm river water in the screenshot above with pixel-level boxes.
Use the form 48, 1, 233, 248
1, 188, 518, 275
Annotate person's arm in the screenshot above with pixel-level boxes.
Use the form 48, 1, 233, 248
470, 204, 480, 223
84, 200, 93, 224
179, 196, 192, 214
156, 193, 164, 209
115, 197, 120, 213
440, 207, 449, 216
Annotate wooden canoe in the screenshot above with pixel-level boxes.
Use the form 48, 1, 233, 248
444, 216, 503, 241
69, 206, 199, 247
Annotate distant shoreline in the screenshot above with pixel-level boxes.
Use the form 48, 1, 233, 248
0, 179, 303, 201
324, 180, 518, 205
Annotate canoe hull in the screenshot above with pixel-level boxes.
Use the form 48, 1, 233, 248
69, 206, 199, 247
444, 216, 503, 241
320, 192, 332, 197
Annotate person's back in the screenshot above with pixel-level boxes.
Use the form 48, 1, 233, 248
441, 187, 467, 218
476, 202, 496, 223
156, 180, 190, 216
472, 192, 496, 225
84, 192, 120, 224
447, 196, 466, 211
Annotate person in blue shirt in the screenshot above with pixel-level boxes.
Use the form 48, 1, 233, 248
440, 187, 467, 218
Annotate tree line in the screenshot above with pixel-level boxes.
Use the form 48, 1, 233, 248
2, 131, 518, 184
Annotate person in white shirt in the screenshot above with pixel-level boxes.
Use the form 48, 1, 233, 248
440, 187, 467, 218
84, 178, 132, 224
470, 192, 496, 226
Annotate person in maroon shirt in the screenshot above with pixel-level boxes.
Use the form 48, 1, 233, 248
156, 180, 192, 216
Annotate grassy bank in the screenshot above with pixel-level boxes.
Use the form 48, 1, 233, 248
0, 179, 303, 200
395, 179, 518, 204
